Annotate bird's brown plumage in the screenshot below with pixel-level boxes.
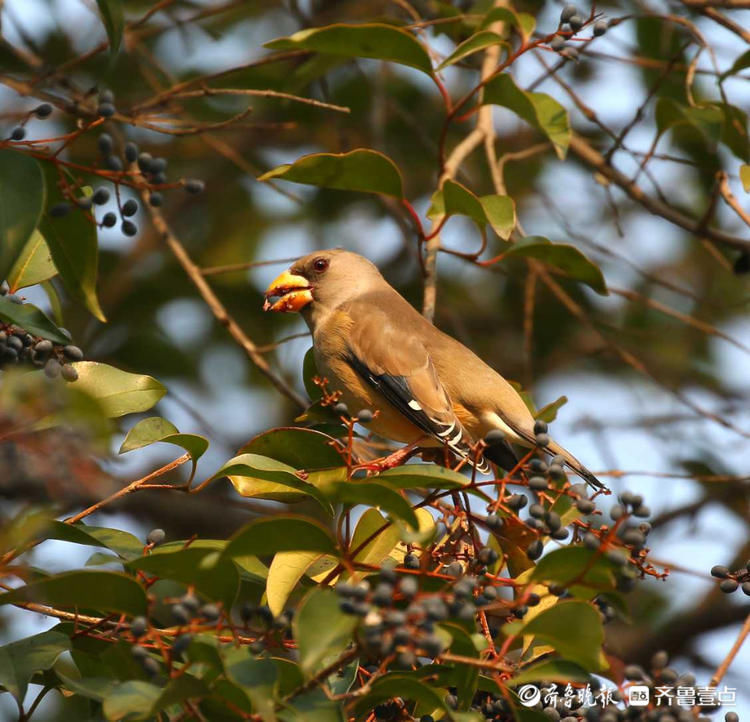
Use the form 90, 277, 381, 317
264, 249, 604, 488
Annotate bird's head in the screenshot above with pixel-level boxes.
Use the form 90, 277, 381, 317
263, 249, 382, 313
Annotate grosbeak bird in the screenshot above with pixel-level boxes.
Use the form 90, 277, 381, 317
263, 249, 603, 489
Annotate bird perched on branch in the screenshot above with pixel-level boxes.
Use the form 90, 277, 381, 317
263, 249, 604, 489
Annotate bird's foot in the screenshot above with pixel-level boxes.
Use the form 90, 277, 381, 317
353, 444, 420, 475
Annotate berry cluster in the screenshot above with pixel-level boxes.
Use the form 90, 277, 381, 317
711, 561, 750, 596
547, 4, 610, 60
0, 284, 83, 381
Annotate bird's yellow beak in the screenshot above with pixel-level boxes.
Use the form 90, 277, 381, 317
263, 269, 313, 312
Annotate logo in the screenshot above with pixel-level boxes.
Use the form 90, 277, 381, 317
518, 684, 541, 707
628, 686, 650, 706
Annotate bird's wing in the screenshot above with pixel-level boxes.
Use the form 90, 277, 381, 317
342, 300, 489, 472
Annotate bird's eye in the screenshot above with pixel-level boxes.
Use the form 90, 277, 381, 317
312, 257, 329, 273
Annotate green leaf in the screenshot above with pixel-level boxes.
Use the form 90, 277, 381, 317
0, 150, 46, 282
265, 23, 433, 77
218, 453, 334, 510
721, 49, 750, 79
741, 165, 750, 193
129, 544, 239, 609
258, 149, 404, 198
480, 6, 536, 38
68, 362, 166, 417
7, 230, 57, 291
224, 515, 338, 559
349, 508, 400, 568
293, 588, 358, 678
330, 480, 418, 529
480, 194, 516, 241
119, 416, 208, 480
506, 600, 606, 671
655, 98, 723, 143
0, 631, 70, 702
511, 659, 590, 686
0, 296, 69, 344
535, 396, 568, 423
439, 622, 480, 709
483, 74, 570, 159
239, 427, 345, 470
438, 31, 507, 70
530, 547, 618, 598
719, 102, 749, 163
45, 522, 144, 560
281, 690, 346, 722
38, 165, 105, 321
502, 236, 608, 295
224, 650, 278, 721
376, 463, 469, 490
102, 680, 160, 721
95, 0, 124, 54
0, 570, 147, 616
352, 673, 447, 716
267, 550, 322, 615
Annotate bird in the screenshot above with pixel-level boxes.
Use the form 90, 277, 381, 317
263, 248, 604, 489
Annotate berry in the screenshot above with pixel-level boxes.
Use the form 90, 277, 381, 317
50, 202, 71, 218
478, 546, 499, 565
400, 576, 418, 598
149, 192, 164, 207
651, 650, 669, 669
92, 187, 110, 205
527, 539, 544, 560
719, 579, 738, 593
633, 505, 651, 518
184, 179, 205, 194
485, 429, 506, 445
372, 583, 394, 607
583, 532, 600, 549
561, 4, 579, 22
147, 528, 165, 545
568, 15, 585, 31
622, 529, 645, 548
138, 152, 154, 173
97, 133, 114, 155
76, 196, 93, 210
533, 419, 548, 435
485, 513, 504, 530
61, 364, 79, 382
105, 155, 123, 171
171, 633, 192, 657
97, 102, 116, 117
529, 503, 546, 519
576, 498, 595, 514
151, 157, 168, 173
131, 644, 148, 659
200, 603, 220, 620
420, 634, 444, 657
171, 603, 191, 624
357, 409, 373, 423
10, 126, 26, 141
561, 47, 579, 61
121, 220, 138, 237
625, 664, 645, 680
605, 549, 628, 566
593, 19, 608, 36
610, 504, 625, 520
332, 401, 349, 416
99, 89, 115, 104
725, 715, 739, 722
153, 171, 167, 185
122, 199, 138, 217
743, 582, 750, 596
130, 616, 147, 639
404, 552, 420, 570
506, 494, 527, 510
34, 103, 53, 118
0, 281, 7, 295
529, 476, 548, 491
124, 142, 138, 163
545, 510, 562, 532
34, 339, 53, 354
535, 432, 550, 447
102, 212, 117, 227
44, 358, 61, 378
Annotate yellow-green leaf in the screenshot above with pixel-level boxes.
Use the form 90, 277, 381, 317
438, 31, 508, 70
265, 23, 433, 77
7, 230, 57, 291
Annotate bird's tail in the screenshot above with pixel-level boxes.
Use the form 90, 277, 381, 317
547, 440, 607, 491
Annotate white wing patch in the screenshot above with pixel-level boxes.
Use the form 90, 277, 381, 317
408, 400, 422, 411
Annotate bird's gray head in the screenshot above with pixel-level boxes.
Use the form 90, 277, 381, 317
263, 249, 383, 315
